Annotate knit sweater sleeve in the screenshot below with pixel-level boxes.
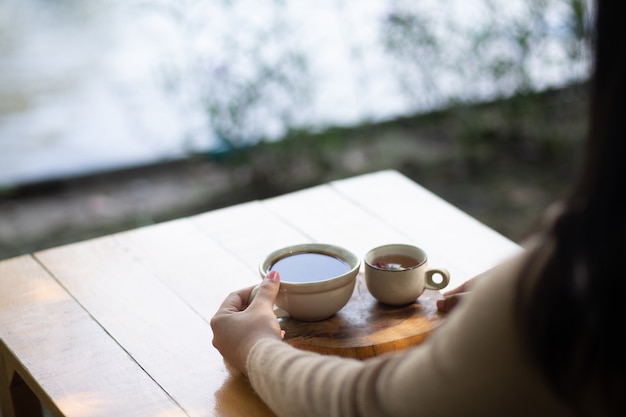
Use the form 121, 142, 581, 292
247, 252, 573, 417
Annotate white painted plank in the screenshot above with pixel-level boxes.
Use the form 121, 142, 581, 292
34, 237, 274, 417
190, 200, 310, 272
331, 170, 522, 287
0, 255, 187, 417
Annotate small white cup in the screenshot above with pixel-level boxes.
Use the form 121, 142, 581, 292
364, 243, 450, 305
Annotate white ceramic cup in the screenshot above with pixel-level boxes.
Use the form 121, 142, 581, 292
364, 243, 450, 306
256, 243, 361, 321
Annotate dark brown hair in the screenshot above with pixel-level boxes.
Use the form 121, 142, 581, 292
517, 1, 625, 415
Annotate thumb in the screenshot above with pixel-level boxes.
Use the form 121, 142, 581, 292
249, 270, 280, 307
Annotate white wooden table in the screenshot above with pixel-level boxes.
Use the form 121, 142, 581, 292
0, 170, 520, 417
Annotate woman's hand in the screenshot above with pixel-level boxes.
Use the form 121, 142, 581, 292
436, 269, 489, 312
436, 254, 522, 312
210, 271, 284, 375
436, 280, 474, 312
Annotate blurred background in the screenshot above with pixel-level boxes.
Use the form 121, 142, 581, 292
0, 0, 591, 260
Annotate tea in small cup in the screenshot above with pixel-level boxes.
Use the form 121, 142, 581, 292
364, 243, 450, 305
257, 243, 360, 321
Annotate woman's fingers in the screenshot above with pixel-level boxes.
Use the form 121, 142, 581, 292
436, 293, 466, 312
216, 286, 254, 314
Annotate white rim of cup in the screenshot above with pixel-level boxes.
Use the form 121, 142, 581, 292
259, 243, 361, 289
364, 243, 427, 271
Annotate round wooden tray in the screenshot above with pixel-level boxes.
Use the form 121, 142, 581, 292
280, 274, 446, 359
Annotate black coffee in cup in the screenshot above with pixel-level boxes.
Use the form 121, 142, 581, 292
269, 251, 350, 283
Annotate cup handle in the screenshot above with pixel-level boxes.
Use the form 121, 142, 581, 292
273, 307, 290, 318
425, 268, 450, 291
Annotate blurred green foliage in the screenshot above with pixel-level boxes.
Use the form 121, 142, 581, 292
182, 0, 591, 164
200, 0, 590, 183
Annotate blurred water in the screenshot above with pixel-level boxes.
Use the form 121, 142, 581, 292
0, 0, 585, 187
